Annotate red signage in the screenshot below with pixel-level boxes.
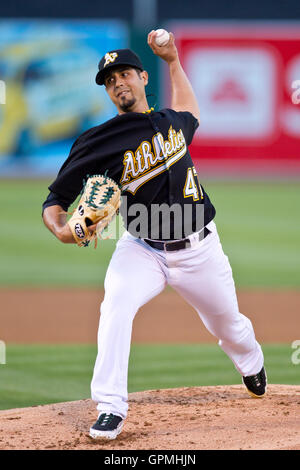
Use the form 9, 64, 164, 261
168, 23, 300, 170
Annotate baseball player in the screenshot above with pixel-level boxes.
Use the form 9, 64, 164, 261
42, 30, 267, 440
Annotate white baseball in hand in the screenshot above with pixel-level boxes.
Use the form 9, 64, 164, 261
155, 29, 170, 47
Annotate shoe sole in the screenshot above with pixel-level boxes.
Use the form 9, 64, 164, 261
244, 388, 266, 398
89, 421, 124, 440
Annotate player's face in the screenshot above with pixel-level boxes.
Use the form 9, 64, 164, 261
104, 66, 148, 113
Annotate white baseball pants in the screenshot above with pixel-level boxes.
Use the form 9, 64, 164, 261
91, 221, 264, 418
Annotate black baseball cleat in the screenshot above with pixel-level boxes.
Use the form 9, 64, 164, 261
89, 412, 124, 440
242, 366, 267, 398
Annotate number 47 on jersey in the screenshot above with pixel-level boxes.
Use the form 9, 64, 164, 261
183, 167, 204, 201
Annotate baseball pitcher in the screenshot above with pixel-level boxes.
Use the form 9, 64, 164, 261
42, 30, 267, 440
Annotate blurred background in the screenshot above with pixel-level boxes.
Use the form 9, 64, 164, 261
0, 0, 299, 410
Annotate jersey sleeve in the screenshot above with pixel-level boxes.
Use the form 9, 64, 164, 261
166, 109, 199, 145
42, 191, 72, 214
42, 116, 124, 215
175, 111, 199, 145
45, 135, 96, 210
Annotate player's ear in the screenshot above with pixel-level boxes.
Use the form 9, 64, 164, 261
141, 70, 148, 86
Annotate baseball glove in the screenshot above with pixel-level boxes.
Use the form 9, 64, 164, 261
68, 174, 121, 247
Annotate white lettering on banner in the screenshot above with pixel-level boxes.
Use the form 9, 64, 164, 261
0, 80, 5, 104
185, 47, 277, 140
291, 80, 300, 104
282, 54, 300, 136
286, 52, 300, 100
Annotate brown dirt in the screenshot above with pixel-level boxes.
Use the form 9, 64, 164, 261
0, 288, 299, 343
0, 288, 299, 450
0, 385, 299, 450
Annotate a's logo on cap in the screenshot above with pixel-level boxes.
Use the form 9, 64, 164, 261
104, 52, 118, 68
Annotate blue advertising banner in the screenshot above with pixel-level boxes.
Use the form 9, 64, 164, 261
0, 20, 128, 176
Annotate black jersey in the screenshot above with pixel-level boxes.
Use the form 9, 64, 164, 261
43, 108, 216, 240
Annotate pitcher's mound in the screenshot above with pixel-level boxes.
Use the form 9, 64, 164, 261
0, 385, 299, 450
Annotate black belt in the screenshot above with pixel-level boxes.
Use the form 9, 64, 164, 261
144, 227, 211, 252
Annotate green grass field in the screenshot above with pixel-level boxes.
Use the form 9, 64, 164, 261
0, 179, 299, 287
0, 343, 298, 410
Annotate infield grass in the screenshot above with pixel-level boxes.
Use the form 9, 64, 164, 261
0, 180, 299, 287
0, 343, 298, 410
